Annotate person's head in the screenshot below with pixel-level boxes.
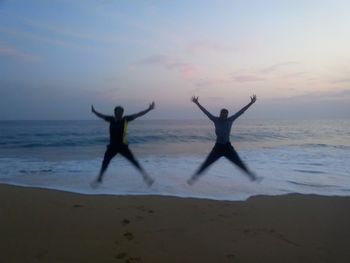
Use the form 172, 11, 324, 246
220, 108, 228, 119
114, 106, 124, 119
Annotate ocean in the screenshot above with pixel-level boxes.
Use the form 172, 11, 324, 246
0, 119, 349, 201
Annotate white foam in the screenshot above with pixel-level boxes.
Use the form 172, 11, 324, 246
1, 145, 349, 201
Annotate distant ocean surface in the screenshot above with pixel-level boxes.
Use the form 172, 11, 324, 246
0, 119, 349, 201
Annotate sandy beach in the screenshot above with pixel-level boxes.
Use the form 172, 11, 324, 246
1, 184, 350, 263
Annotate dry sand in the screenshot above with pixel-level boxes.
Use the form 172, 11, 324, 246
1, 183, 350, 263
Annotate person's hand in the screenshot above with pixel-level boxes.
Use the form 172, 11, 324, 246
250, 95, 257, 103
149, 101, 155, 110
191, 96, 199, 104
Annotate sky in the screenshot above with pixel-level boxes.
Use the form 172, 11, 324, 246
0, 0, 349, 120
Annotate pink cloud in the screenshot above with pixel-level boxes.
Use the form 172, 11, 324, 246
166, 62, 198, 79
178, 64, 198, 79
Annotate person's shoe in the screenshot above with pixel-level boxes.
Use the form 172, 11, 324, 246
187, 178, 195, 186
250, 174, 263, 183
90, 179, 102, 189
255, 176, 264, 183
144, 177, 154, 187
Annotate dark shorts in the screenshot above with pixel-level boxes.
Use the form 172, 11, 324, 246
213, 142, 235, 153
102, 143, 142, 170
195, 142, 250, 175
106, 143, 129, 153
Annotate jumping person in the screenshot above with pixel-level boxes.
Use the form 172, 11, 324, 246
188, 95, 259, 185
91, 102, 155, 187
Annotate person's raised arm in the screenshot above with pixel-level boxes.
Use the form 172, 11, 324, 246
128, 102, 155, 120
229, 95, 257, 121
91, 105, 112, 121
191, 96, 215, 121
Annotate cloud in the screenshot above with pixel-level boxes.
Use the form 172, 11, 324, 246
166, 62, 198, 78
331, 78, 350, 84
0, 26, 82, 49
274, 89, 350, 101
98, 87, 121, 100
260, 61, 299, 74
0, 13, 131, 52
18, 15, 95, 40
313, 89, 350, 99
185, 40, 235, 55
133, 54, 199, 79
208, 96, 225, 101
227, 63, 309, 84
0, 45, 42, 63
249, 89, 350, 119
195, 73, 265, 88
232, 75, 265, 83
135, 55, 168, 66
195, 69, 266, 87
196, 78, 231, 87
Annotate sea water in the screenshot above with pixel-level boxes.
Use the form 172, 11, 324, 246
0, 119, 349, 200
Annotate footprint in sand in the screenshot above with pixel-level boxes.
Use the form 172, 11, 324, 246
135, 215, 144, 221
125, 257, 142, 263
123, 232, 134, 240
242, 228, 300, 247
115, 252, 128, 259
122, 219, 131, 225
35, 249, 49, 260
137, 206, 155, 214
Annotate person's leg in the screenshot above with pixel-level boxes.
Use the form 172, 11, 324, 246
224, 145, 257, 181
95, 146, 117, 183
119, 145, 154, 186
188, 145, 222, 185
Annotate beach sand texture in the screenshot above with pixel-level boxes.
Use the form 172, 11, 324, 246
1, 184, 350, 263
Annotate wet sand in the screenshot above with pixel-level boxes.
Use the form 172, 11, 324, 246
1, 183, 350, 263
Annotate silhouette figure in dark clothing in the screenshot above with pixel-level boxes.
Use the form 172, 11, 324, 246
188, 95, 259, 185
91, 103, 155, 187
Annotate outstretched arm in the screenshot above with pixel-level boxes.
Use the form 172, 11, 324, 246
229, 95, 257, 120
91, 105, 112, 121
191, 96, 215, 121
128, 102, 155, 120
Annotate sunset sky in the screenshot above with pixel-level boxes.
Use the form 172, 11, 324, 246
1, 0, 349, 119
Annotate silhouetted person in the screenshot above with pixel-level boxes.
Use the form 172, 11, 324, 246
91, 102, 155, 187
188, 95, 259, 185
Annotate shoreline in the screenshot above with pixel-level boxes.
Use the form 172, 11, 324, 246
1, 183, 350, 262
2, 181, 350, 202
